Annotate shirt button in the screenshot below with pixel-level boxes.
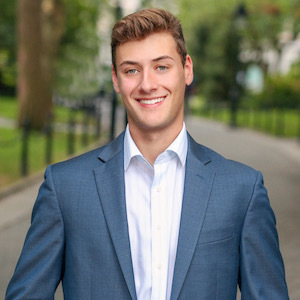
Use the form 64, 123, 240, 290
157, 264, 161, 270
157, 225, 161, 230
157, 186, 161, 192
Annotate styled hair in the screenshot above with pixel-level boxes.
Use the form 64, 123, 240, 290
111, 8, 187, 71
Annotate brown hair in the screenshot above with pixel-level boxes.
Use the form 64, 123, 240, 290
111, 8, 187, 71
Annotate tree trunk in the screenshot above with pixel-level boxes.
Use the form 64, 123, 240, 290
17, 0, 64, 130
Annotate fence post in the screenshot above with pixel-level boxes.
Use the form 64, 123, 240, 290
95, 98, 101, 139
298, 106, 300, 142
81, 109, 89, 147
229, 86, 239, 127
68, 108, 76, 155
275, 108, 285, 136
21, 118, 30, 177
45, 113, 53, 165
254, 109, 262, 131
110, 91, 117, 141
124, 109, 127, 129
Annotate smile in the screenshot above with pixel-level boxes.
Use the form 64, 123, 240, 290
138, 97, 165, 104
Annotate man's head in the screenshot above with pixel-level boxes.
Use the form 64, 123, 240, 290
110, 8, 193, 138
111, 8, 187, 72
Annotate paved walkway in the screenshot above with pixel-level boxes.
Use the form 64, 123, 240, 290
0, 116, 299, 299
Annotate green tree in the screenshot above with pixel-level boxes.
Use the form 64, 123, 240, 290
178, 0, 299, 104
54, 0, 101, 98
17, 0, 64, 129
16, 0, 101, 129
0, 0, 17, 94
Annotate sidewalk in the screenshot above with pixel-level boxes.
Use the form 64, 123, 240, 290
1, 116, 299, 299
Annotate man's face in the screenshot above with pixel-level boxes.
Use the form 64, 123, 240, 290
112, 32, 193, 135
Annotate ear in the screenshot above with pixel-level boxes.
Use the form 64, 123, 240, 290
184, 55, 194, 86
112, 65, 120, 94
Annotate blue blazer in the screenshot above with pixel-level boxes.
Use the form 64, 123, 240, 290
6, 132, 289, 299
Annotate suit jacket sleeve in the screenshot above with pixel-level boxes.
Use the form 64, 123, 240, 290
6, 166, 64, 299
239, 171, 289, 299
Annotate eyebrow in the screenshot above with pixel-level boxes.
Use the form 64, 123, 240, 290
119, 55, 175, 67
153, 55, 175, 62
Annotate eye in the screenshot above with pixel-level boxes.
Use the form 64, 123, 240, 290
157, 66, 168, 71
126, 69, 138, 75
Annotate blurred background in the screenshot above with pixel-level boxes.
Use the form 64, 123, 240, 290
0, 0, 299, 298
1, 0, 300, 186
1, 0, 300, 184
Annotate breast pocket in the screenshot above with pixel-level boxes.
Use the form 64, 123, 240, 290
197, 225, 234, 245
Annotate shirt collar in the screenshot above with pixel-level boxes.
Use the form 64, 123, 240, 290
124, 123, 188, 170
124, 125, 143, 170
167, 123, 187, 167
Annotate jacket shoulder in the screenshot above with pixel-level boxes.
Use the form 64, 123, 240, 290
51, 132, 125, 174
188, 134, 259, 179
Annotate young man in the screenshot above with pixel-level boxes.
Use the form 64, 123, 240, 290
6, 8, 289, 299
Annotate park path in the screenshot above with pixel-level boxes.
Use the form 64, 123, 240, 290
0, 115, 299, 299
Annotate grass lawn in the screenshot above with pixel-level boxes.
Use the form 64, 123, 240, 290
0, 96, 85, 123
191, 102, 299, 138
0, 126, 100, 189
0, 96, 18, 119
236, 109, 299, 138
0, 96, 104, 189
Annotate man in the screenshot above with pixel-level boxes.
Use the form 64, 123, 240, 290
6, 8, 289, 299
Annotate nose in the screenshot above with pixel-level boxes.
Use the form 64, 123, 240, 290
138, 70, 158, 93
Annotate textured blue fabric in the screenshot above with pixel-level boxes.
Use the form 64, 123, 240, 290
6, 132, 289, 299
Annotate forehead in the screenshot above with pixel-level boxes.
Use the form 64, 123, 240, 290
115, 32, 179, 65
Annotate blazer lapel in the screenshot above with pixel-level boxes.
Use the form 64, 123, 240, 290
171, 136, 216, 300
93, 134, 137, 300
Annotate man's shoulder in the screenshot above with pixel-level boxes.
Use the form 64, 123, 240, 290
50, 132, 125, 174
53, 146, 102, 170
188, 135, 259, 178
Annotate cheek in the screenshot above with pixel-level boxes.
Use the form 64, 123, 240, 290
164, 70, 186, 90
159, 76, 177, 92
166, 78, 186, 97
119, 78, 139, 96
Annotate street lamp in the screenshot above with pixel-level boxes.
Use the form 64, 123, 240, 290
110, 1, 123, 141
234, 3, 248, 26
229, 3, 248, 127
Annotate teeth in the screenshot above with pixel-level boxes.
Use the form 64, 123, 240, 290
139, 97, 165, 104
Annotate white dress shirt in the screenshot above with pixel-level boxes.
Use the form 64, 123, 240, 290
124, 124, 187, 300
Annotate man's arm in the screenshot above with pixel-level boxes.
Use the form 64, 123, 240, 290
6, 166, 65, 299
239, 171, 289, 299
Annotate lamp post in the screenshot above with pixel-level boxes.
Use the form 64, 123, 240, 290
228, 3, 247, 127
110, 1, 122, 141
234, 3, 247, 26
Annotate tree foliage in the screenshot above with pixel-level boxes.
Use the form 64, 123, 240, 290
54, 0, 101, 98
249, 62, 300, 109
17, 0, 64, 129
11, 0, 102, 129
178, 0, 300, 104
0, 0, 17, 94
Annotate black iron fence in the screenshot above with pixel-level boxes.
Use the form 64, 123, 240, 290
195, 102, 300, 140
17, 92, 125, 177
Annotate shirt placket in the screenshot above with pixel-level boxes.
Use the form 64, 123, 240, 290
151, 162, 168, 300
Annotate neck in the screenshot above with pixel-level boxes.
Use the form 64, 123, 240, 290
128, 122, 184, 165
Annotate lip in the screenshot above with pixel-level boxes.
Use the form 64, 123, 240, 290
136, 96, 167, 106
